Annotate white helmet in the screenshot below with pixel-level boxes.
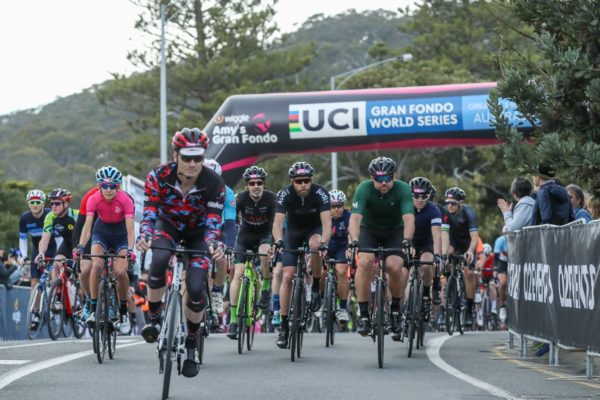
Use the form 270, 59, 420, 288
329, 189, 347, 204
483, 243, 492, 256
203, 158, 222, 176
26, 189, 46, 202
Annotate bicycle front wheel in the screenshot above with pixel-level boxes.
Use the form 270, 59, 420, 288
107, 285, 119, 360
247, 283, 257, 351
26, 284, 44, 340
407, 280, 419, 358
94, 280, 107, 363
445, 276, 457, 336
162, 290, 180, 400
237, 277, 248, 355
457, 279, 466, 335
376, 279, 385, 368
72, 280, 86, 339
47, 280, 64, 341
325, 277, 335, 348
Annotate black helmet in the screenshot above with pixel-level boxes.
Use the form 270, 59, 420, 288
368, 157, 397, 176
444, 187, 466, 201
288, 161, 314, 178
430, 185, 437, 200
48, 188, 72, 203
243, 166, 268, 181
409, 177, 433, 194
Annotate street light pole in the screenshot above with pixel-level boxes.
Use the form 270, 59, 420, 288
329, 54, 413, 190
160, 3, 167, 164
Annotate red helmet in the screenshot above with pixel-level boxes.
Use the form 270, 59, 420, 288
172, 127, 209, 155
48, 188, 72, 204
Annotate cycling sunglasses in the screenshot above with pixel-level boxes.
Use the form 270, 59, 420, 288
181, 154, 204, 163
446, 200, 459, 206
29, 200, 43, 205
50, 201, 63, 206
293, 178, 311, 185
412, 193, 429, 200
373, 174, 393, 184
247, 180, 264, 187
331, 204, 344, 209
100, 182, 117, 190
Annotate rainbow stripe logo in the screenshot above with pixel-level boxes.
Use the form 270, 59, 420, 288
288, 110, 301, 133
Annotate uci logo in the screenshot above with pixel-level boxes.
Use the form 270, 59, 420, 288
289, 101, 367, 139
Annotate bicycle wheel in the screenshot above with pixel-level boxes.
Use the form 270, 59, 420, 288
445, 276, 457, 336
482, 295, 490, 331
325, 277, 335, 347
26, 284, 44, 340
47, 280, 64, 341
247, 283, 257, 351
95, 280, 107, 363
71, 280, 86, 339
162, 290, 180, 400
289, 279, 300, 362
198, 313, 206, 365
376, 279, 385, 369
298, 284, 306, 359
407, 280, 418, 358
457, 280, 466, 335
107, 285, 119, 360
237, 277, 248, 354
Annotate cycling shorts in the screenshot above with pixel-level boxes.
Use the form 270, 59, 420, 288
413, 242, 434, 258
358, 226, 406, 266
282, 225, 322, 267
92, 220, 129, 253
234, 230, 272, 263
328, 244, 348, 264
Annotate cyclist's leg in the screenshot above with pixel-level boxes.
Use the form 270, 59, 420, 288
419, 248, 434, 319
113, 247, 131, 330
271, 258, 283, 326
355, 227, 376, 335
308, 230, 323, 311
334, 246, 350, 323
276, 229, 301, 347
258, 240, 272, 307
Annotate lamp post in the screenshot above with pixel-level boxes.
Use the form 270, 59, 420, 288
160, 3, 167, 164
329, 54, 413, 190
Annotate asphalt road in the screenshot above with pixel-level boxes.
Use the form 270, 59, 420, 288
0, 331, 599, 400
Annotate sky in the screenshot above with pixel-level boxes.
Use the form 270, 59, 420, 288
0, 0, 416, 116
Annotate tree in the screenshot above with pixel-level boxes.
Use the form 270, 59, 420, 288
491, 0, 600, 195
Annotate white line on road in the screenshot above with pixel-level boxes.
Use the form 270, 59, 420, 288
0, 341, 145, 390
0, 360, 30, 365
0, 338, 139, 351
426, 334, 524, 400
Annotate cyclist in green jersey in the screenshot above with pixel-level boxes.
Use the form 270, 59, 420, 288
348, 157, 415, 341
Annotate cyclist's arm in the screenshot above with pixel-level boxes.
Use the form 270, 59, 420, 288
400, 184, 415, 240
204, 183, 226, 244
402, 214, 415, 241
468, 231, 480, 260
126, 216, 135, 249
432, 225, 442, 255
18, 215, 29, 258
348, 213, 362, 243
140, 170, 161, 237
320, 210, 332, 244
272, 212, 285, 242
78, 214, 94, 248
38, 213, 55, 256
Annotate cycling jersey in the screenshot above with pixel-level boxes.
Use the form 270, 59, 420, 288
43, 208, 79, 256
20, 208, 56, 279
73, 187, 99, 259
351, 180, 413, 230
140, 161, 225, 244
441, 204, 478, 253
236, 190, 277, 234
276, 183, 329, 231
330, 209, 351, 249
86, 190, 135, 223
413, 201, 442, 248
482, 254, 494, 278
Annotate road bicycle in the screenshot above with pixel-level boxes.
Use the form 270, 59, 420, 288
445, 254, 467, 336
149, 243, 211, 400
46, 258, 86, 340
404, 258, 434, 358
26, 260, 53, 339
474, 270, 498, 331
233, 250, 268, 354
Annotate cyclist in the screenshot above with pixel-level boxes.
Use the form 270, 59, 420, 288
136, 127, 225, 378
272, 161, 330, 348
440, 186, 480, 327
494, 232, 509, 324
72, 185, 100, 321
409, 177, 442, 320
227, 166, 276, 339
348, 157, 415, 341
75, 166, 136, 334
19, 189, 56, 329
36, 188, 79, 283
328, 189, 351, 325
203, 158, 237, 327
478, 243, 497, 315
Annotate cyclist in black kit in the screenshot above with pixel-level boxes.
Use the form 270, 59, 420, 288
227, 166, 277, 339
441, 186, 480, 326
272, 162, 331, 349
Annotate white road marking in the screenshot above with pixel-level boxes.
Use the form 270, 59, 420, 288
0, 341, 144, 390
0, 338, 139, 351
426, 333, 524, 400
0, 360, 30, 365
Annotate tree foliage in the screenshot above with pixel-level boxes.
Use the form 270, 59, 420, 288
491, 0, 600, 194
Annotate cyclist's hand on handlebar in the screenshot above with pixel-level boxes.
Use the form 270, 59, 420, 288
208, 241, 225, 261
127, 248, 137, 263
272, 239, 284, 254
402, 238, 415, 258
35, 253, 45, 264
72, 244, 85, 260
318, 242, 328, 257
464, 251, 475, 265
136, 234, 152, 252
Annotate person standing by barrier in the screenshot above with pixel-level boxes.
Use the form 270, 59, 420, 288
529, 164, 574, 226
566, 184, 592, 223
497, 177, 535, 231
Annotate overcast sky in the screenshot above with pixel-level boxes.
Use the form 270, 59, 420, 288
0, 1, 417, 116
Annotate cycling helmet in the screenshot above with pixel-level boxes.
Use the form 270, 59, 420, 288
288, 161, 314, 178
203, 159, 222, 176
96, 165, 123, 184
172, 127, 209, 155
26, 189, 46, 202
243, 166, 267, 181
409, 177, 433, 194
48, 188, 72, 203
483, 243, 492, 256
445, 187, 466, 201
430, 185, 437, 200
368, 157, 397, 176
329, 189, 347, 204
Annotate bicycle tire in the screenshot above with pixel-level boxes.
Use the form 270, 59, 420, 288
457, 277, 466, 335
297, 284, 305, 359
47, 280, 64, 341
238, 277, 248, 354
482, 295, 490, 331
376, 279, 385, 368
247, 283, 257, 351
407, 278, 418, 358
415, 284, 423, 350
289, 279, 300, 362
107, 285, 119, 360
162, 290, 180, 400
445, 276, 456, 336
26, 284, 44, 340
325, 276, 334, 348
72, 280, 86, 339
198, 314, 205, 365
61, 281, 75, 339
95, 280, 107, 363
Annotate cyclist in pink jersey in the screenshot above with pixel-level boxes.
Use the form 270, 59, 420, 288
75, 166, 136, 333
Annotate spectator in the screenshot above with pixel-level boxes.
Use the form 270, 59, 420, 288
529, 164, 574, 226
16, 264, 31, 287
497, 177, 535, 231
566, 184, 592, 222
589, 192, 600, 219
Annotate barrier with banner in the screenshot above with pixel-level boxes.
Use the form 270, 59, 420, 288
506, 222, 600, 352
0, 286, 49, 341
